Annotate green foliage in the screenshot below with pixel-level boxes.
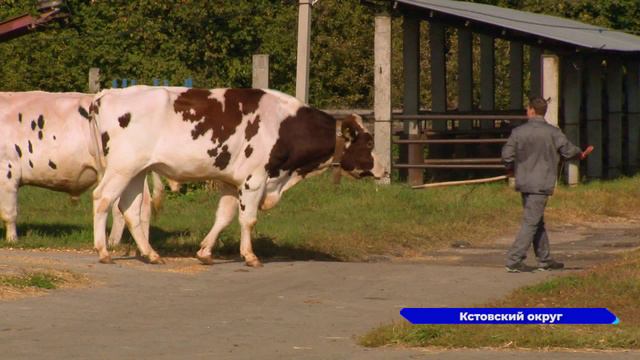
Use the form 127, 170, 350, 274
1, 271, 61, 289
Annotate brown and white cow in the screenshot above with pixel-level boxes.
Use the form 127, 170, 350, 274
0, 91, 160, 245
90, 86, 386, 266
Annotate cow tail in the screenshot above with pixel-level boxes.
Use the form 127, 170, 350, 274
150, 172, 165, 215
88, 94, 107, 180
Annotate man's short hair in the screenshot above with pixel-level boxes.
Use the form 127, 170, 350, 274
528, 96, 548, 115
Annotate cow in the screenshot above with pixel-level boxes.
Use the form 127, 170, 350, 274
89, 86, 386, 266
0, 91, 162, 246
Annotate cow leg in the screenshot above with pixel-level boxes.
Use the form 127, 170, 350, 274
238, 180, 266, 267
118, 173, 162, 264
0, 180, 18, 243
108, 199, 126, 247
93, 172, 136, 264
196, 183, 238, 265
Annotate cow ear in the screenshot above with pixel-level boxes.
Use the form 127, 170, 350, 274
341, 114, 366, 141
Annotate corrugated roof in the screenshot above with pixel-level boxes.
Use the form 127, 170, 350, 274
396, 0, 640, 53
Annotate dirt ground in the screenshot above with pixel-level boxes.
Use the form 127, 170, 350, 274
1, 223, 640, 360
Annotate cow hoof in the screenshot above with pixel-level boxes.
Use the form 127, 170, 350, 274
245, 258, 263, 268
99, 256, 115, 264
197, 255, 214, 266
148, 255, 165, 265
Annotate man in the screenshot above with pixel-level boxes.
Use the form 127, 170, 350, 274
501, 96, 593, 273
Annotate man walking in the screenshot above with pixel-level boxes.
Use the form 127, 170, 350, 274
502, 96, 593, 273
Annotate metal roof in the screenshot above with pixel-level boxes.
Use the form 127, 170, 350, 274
396, 0, 640, 53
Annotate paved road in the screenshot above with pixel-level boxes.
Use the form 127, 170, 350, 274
1, 223, 638, 359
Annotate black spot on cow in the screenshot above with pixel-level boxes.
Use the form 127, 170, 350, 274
101, 132, 110, 156
245, 115, 260, 141
244, 183, 250, 190
238, 189, 243, 196
6, 171, 11, 179
30, 120, 36, 130
174, 88, 265, 150
246, 174, 252, 181
244, 145, 253, 158
48, 160, 57, 170
14, 145, 22, 157
118, 112, 131, 128
78, 106, 90, 120
29, 160, 33, 168
37, 115, 45, 129
214, 144, 231, 170
265, 107, 335, 178
28, 140, 33, 154
207, 148, 218, 158
38, 131, 43, 140
18, 113, 22, 123
8, 164, 11, 168
53, 135, 57, 140
240, 203, 246, 211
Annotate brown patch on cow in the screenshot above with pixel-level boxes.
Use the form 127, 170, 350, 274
265, 107, 335, 178
53, 135, 56, 140
240, 203, 246, 211
38, 131, 43, 140
244, 145, 253, 158
28, 160, 33, 168
244, 183, 250, 190
214, 145, 231, 170
8, 164, 11, 168
28, 140, 33, 154
340, 132, 374, 172
88, 101, 100, 116
245, 115, 260, 141
18, 113, 22, 123
238, 189, 243, 196
118, 113, 131, 128
48, 160, 57, 170
173, 88, 265, 162
101, 132, 110, 156
30, 120, 36, 130
78, 106, 90, 120
6, 171, 11, 179
14, 145, 22, 158
37, 115, 44, 129
207, 148, 218, 158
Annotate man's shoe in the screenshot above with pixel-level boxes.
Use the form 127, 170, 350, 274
505, 263, 527, 273
537, 260, 564, 272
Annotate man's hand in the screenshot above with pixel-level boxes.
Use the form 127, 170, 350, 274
580, 145, 594, 160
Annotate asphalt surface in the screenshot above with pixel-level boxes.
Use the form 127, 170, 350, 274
1, 223, 639, 359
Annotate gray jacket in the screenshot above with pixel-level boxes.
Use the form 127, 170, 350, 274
501, 116, 582, 195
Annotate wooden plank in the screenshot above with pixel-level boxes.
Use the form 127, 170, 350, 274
412, 175, 507, 189
430, 23, 447, 125
509, 41, 524, 110
252, 54, 269, 89
626, 61, 640, 174
457, 28, 473, 130
562, 56, 582, 185
479, 34, 495, 129
374, 15, 392, 184
88, 68, 100, 93
529, 46, 542, 96
586, 57, 603, 178
295, 0, 312, 103
403, 15, 423, 186
607, 57, 623, 178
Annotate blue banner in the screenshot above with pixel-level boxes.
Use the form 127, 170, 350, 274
400, 308, 619, 325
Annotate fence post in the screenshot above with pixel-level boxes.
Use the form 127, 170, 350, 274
542, 55, 559, 127
295, 0, 312, 103
374, 14, 392, 184
88, 67, 100, 93
562, 56, 582, 186
252, 54, 269, 89
402, 15, 422, 186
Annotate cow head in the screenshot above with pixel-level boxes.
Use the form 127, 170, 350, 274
338, 114, 387, 179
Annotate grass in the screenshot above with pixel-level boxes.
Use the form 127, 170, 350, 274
361, 249, 640, 350
3, 173, 640, 261
0, 270, 76, 290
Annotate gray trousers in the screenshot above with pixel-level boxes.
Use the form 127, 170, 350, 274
506, 193, 552, 267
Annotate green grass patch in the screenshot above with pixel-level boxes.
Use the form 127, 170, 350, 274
0, 271, 67, 290
361, 249, 640, 350
4, 174, 640, 261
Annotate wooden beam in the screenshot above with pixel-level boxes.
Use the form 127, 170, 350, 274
88, 68, 101, 93
542, 54, 559, 127
403, 15, 423, 186
607, 57, 623, 178
295, 0, 312, 103
430, 23, 447, 124
529, 46, 542, 97
626, 61, 640, 174
252, 54, 269, 89
374, 15, 392, 184
479, 34, 495, 129
562, 56, 582, 186
457, 28, 473, 129
509, 41, 524, 110
586, 57, 603, 179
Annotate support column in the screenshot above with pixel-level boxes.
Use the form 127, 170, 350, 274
457, 28, 473, 129
430, 23, 447, 118
252, 54, 269, 89
295, 0, 312, 103
562, 56, 582, 186
586, 57, 603, 178
403, 16, 422, 186
88, 67, 100, 93
529, 46, 542, 97
509, 41, 523, 110
607, 58, 623, 178
479, 34, 494, 128
626, 61, 640, 174
374, 15, 392, 184
542, 54, 559, 127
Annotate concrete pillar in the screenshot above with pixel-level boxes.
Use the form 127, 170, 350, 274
586, 57, 603, 179
542, 54, 559, 127
562, 56, 582, 186
88, 67, 101, 93
479, 34, 494, 128
626, 61, 640, 174
374, 15, 392, 184
295, 0, 312, 103
509, 41, 523, 110
607, 58, 623, 178
252, 54, 269, 89
403, 15, 423, 186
